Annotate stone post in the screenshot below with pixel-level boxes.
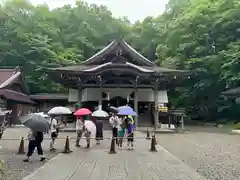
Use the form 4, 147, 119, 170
154, 85, 159, 130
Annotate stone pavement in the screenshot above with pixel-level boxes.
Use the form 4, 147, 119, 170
22, 131, 206, 180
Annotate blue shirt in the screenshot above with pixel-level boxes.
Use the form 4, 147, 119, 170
127, 123, 134, 134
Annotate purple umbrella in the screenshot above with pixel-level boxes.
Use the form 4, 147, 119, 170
118, 108, 137, 116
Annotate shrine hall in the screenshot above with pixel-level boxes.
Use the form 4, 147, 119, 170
48, 38, 189, 129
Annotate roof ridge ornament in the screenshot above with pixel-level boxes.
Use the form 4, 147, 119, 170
111, 56, 127, 64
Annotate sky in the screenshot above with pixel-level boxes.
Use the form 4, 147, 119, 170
29, 0, 169, 22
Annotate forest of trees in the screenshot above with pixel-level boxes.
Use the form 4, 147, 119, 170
1, 0, 240, 121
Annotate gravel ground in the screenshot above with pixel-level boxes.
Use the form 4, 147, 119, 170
0, 128, 76, 180
156, 130, 240, 180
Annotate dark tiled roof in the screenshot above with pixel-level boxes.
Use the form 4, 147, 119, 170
50, 63, 188, 74
81, 39, 154, 66
0, 69, 16, 85
0, 89, 35, 104
30, 93, 68, 100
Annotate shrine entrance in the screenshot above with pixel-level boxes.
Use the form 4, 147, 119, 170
109, 96, 127, 107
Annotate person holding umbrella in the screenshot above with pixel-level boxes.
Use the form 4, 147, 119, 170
73, 108, 93, 148
92, 116, 103, 145
23, 129, 45, 162
20, 114, 49, 162
125, 115, 135, 150
50, 116, 62, 152
75, 116, 85, 147
91, 106, 108, 145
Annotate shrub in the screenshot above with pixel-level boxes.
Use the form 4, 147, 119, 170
233, 123, 240, 130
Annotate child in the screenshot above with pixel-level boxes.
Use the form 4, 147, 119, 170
84, 126, 91, 149
126, 116, 134, 150
23, 129, 45, 162
118, 117, 125, 149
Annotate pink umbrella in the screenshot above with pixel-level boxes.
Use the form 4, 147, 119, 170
74, 108, 92, 116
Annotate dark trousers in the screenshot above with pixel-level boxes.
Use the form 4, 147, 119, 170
27, 140, 43, 157
112, 127, 118, 145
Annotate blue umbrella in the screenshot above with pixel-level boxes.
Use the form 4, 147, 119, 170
117, 106, 134, 111
118, 109, 137, 116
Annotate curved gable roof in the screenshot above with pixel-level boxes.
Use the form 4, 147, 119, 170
81, 39, 154, 66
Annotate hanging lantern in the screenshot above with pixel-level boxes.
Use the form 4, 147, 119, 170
130, 92, 135, 99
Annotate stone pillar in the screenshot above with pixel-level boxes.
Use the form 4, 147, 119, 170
134, 88, 138, 130
154, 85, 159, 130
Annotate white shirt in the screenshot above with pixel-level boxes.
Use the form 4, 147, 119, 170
109, 116, 120, 128
76, 120, 84, 131
50, 119, 58, 133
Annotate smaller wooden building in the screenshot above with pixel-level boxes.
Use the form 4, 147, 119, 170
30, 93, 69, 112
0, 67, 35, 124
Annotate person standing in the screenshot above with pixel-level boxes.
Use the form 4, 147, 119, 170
83, 126, 91, 149
75, 116, 85, 147
118, 116, 125, 149
23, 129, 45, 162
109, 113, 120, 145
50, 117, 61, 152
126, 116, 134, 150
92, 116, 103, 145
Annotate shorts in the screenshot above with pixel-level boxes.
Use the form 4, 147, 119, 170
76, 130, 83, 138
84, 132, 91, 138
127, 133, 134, 142
51, 132, 58, 139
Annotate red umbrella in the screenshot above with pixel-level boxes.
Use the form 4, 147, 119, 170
74, 108, 92, 116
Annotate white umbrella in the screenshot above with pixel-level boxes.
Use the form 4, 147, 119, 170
48, 106, 72, 115
92, 110, 109, 117
91, 105, 109, 117
84, 120, 96, 138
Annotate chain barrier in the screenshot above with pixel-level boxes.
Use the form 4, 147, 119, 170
0, 136, 151, 141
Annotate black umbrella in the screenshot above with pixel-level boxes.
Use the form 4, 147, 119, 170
108, 106, 119, 113
20, 114, 49, 133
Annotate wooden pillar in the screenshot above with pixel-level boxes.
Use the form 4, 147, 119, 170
181, 114, 184, 130
78, 88, 83, 103
154, 85, 159, 130
98, 76, 103, 107
134, 88, 138, 130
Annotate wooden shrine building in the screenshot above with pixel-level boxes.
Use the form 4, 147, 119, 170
48, 39, 189, 129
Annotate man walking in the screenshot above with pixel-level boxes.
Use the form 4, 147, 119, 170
23, 130, 45, 162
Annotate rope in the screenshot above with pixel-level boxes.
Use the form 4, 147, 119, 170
0, 136, 152, 141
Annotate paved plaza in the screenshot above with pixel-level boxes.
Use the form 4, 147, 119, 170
22, 131, 205, 180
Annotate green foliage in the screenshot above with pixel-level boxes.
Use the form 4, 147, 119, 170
0, 0, 240, 121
